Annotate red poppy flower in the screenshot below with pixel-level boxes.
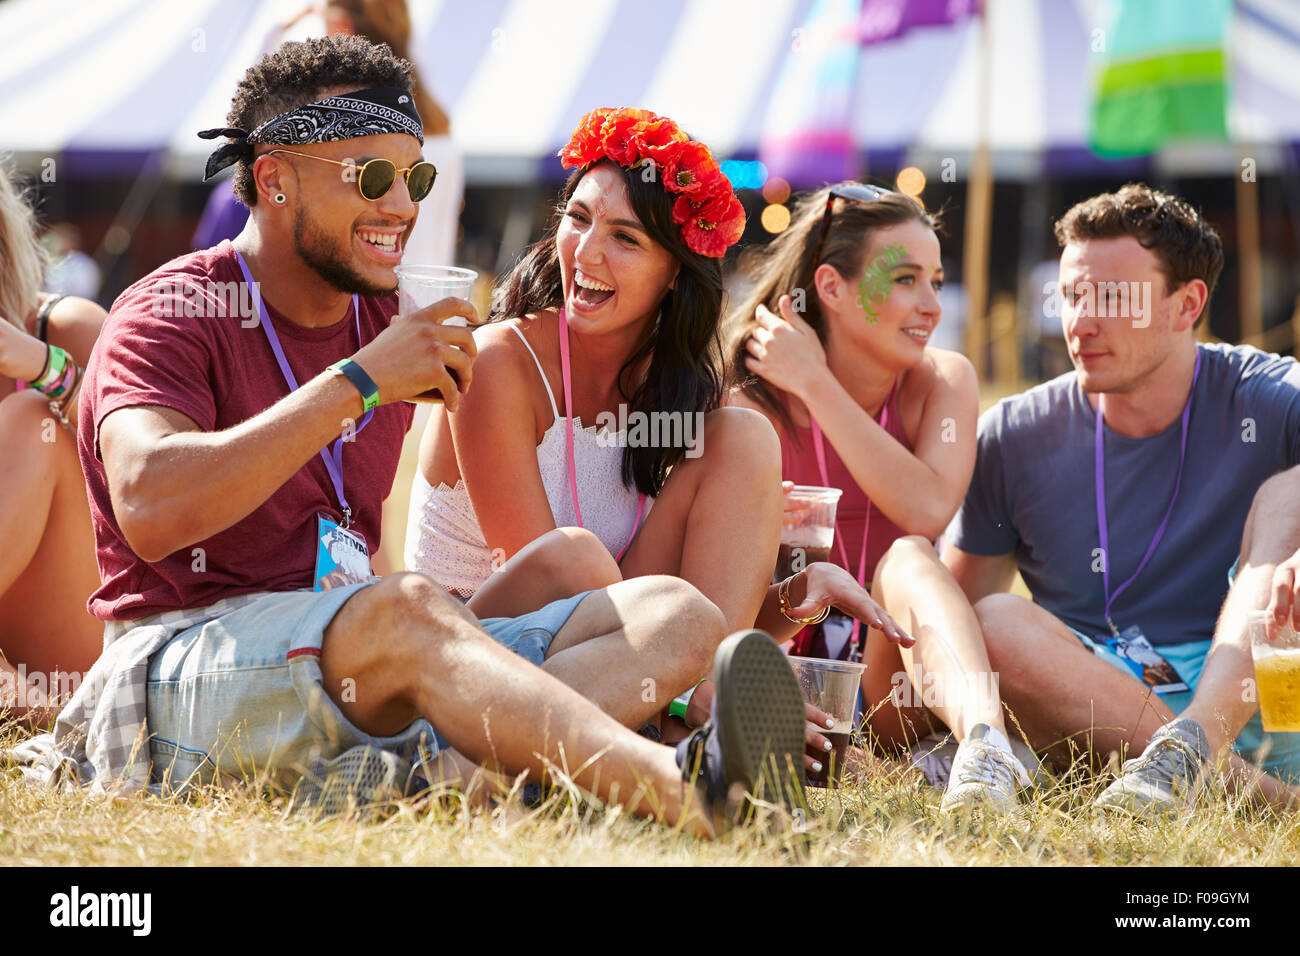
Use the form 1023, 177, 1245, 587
600, 108, 659, 166
659, 141, 722, 197
675, 191, 746, 257
632, 118, 689, 174
559, 108, 614, 168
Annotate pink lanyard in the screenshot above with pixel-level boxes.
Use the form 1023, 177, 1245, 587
557, 308, 646, 562
807, 377, 897, 650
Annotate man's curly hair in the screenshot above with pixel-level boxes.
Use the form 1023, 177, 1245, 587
1054, 183, 1224, 327
225, 34, 414, 207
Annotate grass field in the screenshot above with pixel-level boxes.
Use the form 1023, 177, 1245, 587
4, 724, 1297, 867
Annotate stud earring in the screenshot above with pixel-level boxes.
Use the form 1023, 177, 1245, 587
274, 193, 287, 205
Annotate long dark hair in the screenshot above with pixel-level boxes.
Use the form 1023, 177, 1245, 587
491, 159, 726, 497
724, 185, 940, 434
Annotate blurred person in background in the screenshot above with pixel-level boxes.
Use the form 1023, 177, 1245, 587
325, 0, 464, 269
42, 223, 102, 303
0, 162, 107, 726
724, 184, 1039, 814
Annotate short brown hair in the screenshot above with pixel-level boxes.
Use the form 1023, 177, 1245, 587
225, 34, 414, 206
1054, 183, 1223, 325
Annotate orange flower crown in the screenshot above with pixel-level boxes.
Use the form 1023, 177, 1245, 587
558, 107, 746, 258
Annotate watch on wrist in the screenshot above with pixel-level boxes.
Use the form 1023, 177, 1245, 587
329, 358, 380, 413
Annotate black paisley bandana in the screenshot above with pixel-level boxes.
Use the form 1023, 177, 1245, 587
198, 86, 424, 181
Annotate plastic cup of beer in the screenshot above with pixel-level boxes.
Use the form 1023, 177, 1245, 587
774, 485, 843, 584
394, 264, 478, 403
788, 655, 866, 787
1248, 611, 1300, 733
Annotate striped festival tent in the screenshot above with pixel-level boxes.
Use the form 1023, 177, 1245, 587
1, 0, 1299, 181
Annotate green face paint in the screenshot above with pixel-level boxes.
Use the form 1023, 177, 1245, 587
857, 242, 907, 322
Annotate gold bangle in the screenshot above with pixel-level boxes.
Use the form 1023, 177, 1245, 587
779, 574, 831, 626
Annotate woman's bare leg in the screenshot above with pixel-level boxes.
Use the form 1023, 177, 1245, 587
618, 407, 782, 636
0, 392, 103, 725
862, 536, 1008, 753
467, 527, 622, 620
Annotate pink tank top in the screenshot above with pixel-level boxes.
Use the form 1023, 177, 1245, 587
779, 384, 913, 585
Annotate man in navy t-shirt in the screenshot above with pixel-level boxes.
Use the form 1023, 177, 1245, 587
945, 184, 1300, 813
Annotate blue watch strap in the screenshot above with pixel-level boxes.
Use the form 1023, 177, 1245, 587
330, 358, 380, 413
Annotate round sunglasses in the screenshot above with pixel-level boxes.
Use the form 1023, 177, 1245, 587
265, 149, 438, 203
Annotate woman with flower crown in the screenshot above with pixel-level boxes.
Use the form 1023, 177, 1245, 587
405, 108, 908, 767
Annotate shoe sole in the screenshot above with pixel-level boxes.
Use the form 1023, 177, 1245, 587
711, 629, 808, 821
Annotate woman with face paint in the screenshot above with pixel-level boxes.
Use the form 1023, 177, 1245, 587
725, 184, 1037, 813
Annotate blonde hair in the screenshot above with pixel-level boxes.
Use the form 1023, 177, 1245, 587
0, 159, 48, 330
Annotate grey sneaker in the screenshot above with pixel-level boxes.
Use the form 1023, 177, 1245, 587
1094, 717, 1211, 816
676, 630, 807, 832
913, 730, 1044, 789
939, 724, 1034, 815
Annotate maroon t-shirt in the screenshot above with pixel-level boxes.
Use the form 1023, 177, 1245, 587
79, 240, 414, 621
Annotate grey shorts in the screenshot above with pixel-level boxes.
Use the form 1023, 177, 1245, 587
143, 581, 591, 797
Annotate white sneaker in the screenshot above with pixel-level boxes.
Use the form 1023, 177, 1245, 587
1093, 717, 1211, 816
912, 730, 1044, 789
939, 724, 1034, 815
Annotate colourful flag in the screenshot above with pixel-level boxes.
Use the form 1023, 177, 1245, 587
859, 0, 981, 45
1089, 0, 1232, 156
759, 0, 863, 185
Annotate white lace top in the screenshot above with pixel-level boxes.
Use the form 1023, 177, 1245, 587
405, 323, 650, 596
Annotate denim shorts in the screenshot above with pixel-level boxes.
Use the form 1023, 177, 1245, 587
144, 582, 591, 794
1069, 627, 1300, 783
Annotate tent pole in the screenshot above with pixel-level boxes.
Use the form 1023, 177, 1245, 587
962, 0, 993, 383
1235, 145, 1263, 347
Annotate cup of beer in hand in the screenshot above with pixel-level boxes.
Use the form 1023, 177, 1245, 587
774, 485, 842, 584
394, 264, 478, 403
1247, 610, 1300, 732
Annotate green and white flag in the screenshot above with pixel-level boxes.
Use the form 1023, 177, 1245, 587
1090, 0, 1232, 156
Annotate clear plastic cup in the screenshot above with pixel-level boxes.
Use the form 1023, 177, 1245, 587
774, 485, 842, 584
788, 655, 866, 787
394, 264, 478, 327
394, 265, 478, 403
1247, 611, 1300, 732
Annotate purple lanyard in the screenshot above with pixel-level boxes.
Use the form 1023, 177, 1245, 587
234, 250, 372, 527
1094, 350, 1200, 634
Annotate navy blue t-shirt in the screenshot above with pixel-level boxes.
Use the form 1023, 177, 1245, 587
948, 343, 1300, 646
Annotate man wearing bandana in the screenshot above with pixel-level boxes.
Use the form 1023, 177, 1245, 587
42, 34, 807, 834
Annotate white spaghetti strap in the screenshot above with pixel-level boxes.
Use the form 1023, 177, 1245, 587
508, 323, 561, 421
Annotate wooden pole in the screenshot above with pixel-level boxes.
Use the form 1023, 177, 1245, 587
963, 1, 994, 381
1235, 146, 1263, 346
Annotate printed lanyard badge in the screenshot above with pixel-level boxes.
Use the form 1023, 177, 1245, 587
314, 513, 373, 592
1096, 625, 1190, 695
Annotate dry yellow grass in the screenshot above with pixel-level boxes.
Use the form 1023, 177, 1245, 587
4, 724, 1297, 867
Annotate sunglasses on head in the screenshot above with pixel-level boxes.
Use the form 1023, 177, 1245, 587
265, 149, 438, 203
810, 183, 891, 270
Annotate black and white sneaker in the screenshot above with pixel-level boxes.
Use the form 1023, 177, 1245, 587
676, 630, 807, 831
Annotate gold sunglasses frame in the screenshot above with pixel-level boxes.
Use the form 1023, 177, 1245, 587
263, 148, 438, 202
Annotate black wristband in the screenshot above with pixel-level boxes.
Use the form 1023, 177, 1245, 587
329, 358, 380, 412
